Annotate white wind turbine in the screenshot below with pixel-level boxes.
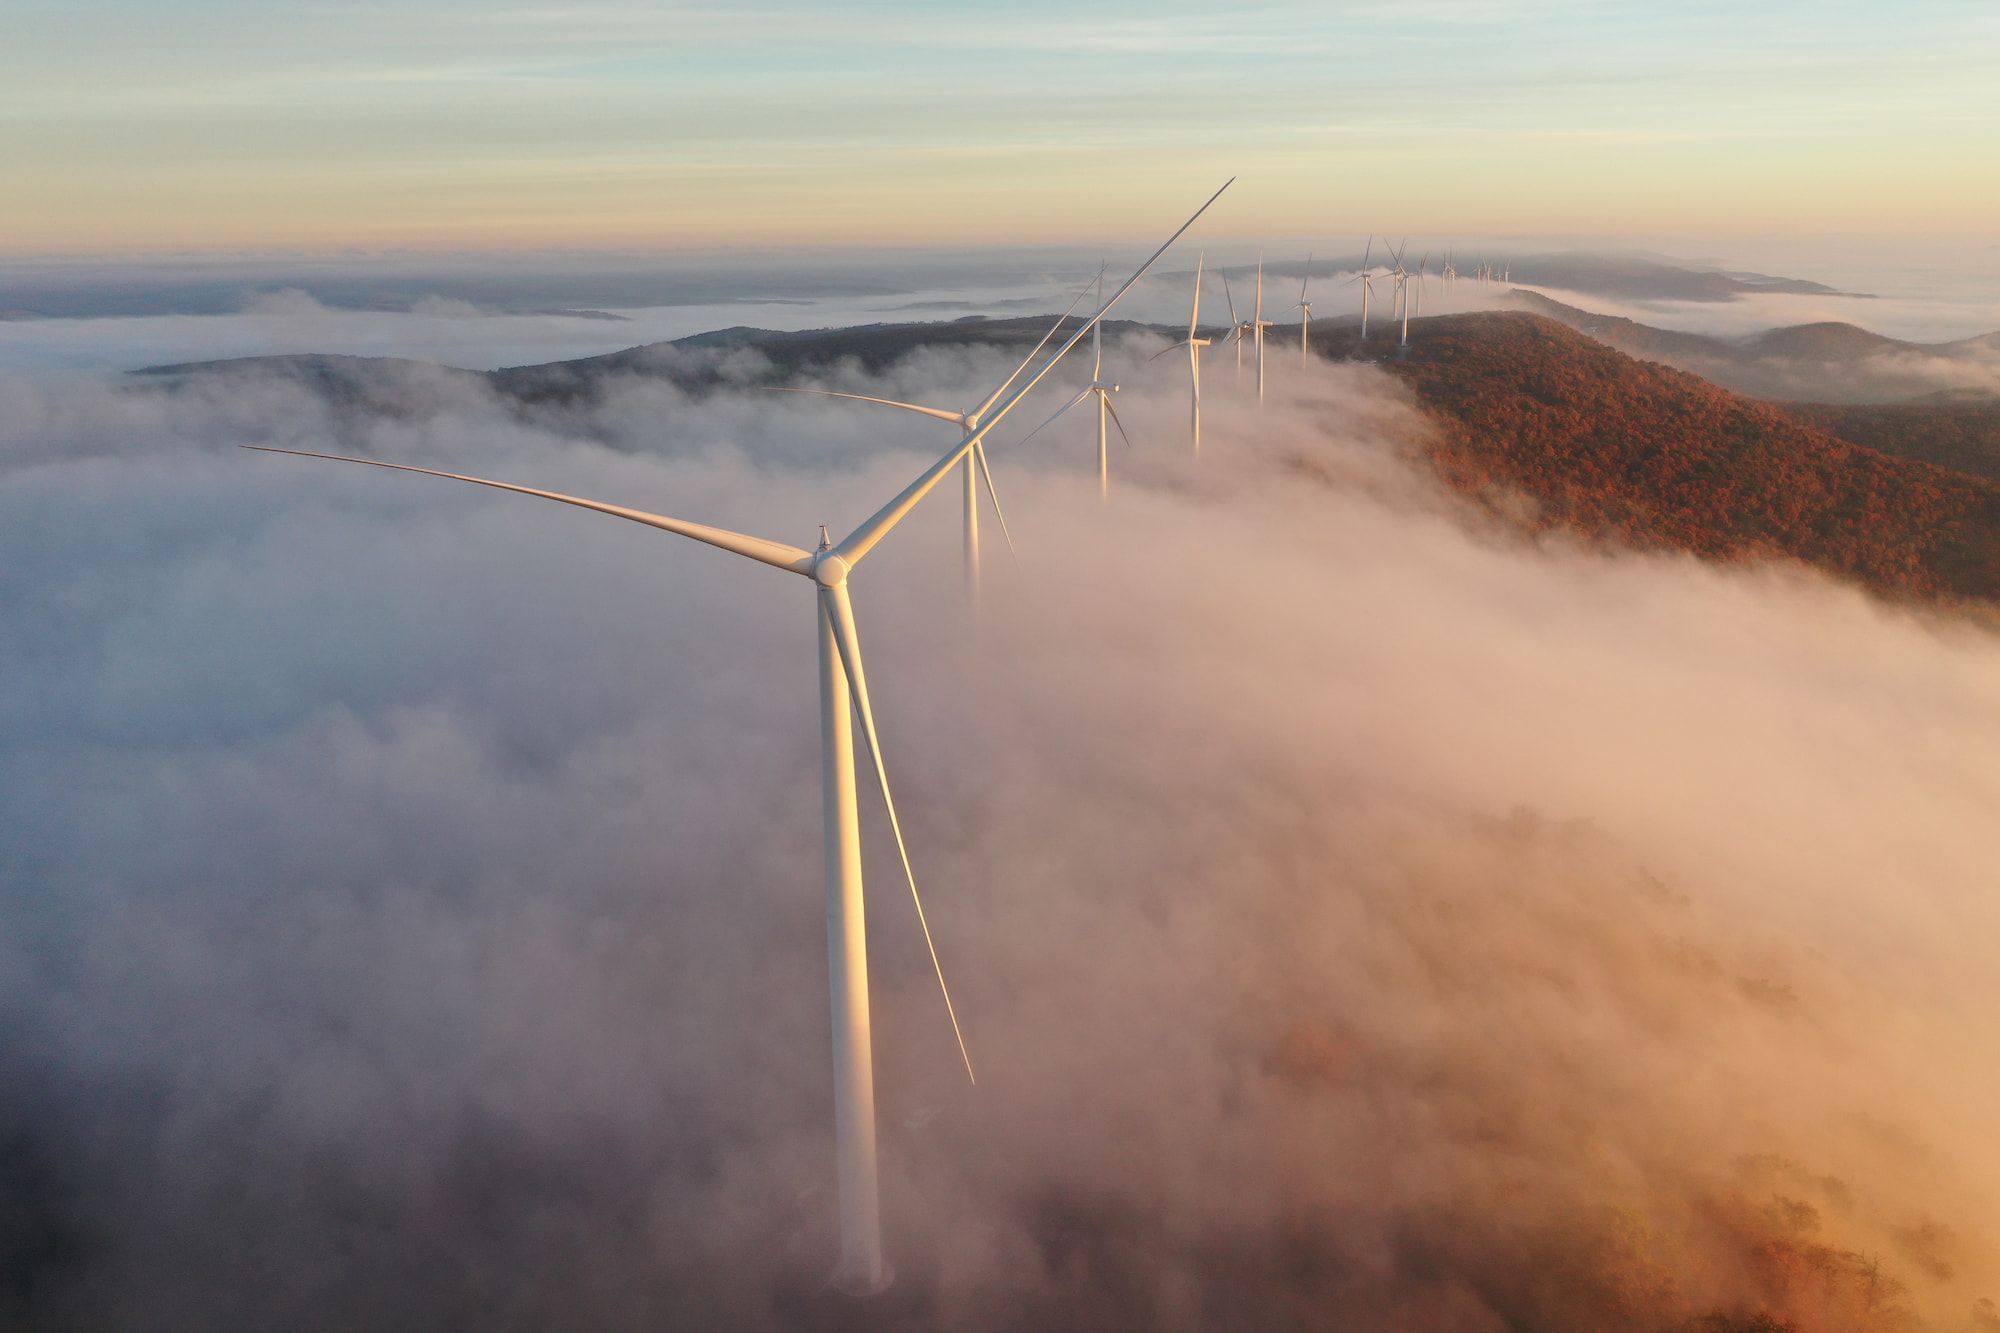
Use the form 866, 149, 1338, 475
1379, 238, 1413, 351
1018, 276, 1132, 500
1345, 236, 1382, 341
1219, 268, 1254, 377
1251, 255, 1277, 402
1147, 252, 1212, 453
243, 180, 1233, 1296
766, 278, 1098, 599
1291, 252, 1316, 365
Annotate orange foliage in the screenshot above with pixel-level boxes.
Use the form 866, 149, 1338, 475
1327, 314, 2000, 605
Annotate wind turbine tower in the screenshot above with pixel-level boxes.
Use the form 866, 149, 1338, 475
1252, 255, 1277, 402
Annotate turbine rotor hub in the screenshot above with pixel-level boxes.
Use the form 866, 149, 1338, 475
813, 551, 852, 588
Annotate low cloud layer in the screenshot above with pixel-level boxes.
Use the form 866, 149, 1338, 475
3, 342, 1998, 1330
1505, 284, 2000, 403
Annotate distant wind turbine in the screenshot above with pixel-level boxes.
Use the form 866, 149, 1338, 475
244, 179, 1233, 1296
1019, 274, 1131, 500
1252, 255, 1277, 402
1376, 237, 1413, 351
1220, 268, 1254, 377
1345, 236, 1381, 341
1291, 253, 1315, 365
1148, 252, 1213, 453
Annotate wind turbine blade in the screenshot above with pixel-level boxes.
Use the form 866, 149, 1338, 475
1147, 341, 1194, 363
1300, 253, 1312, 304
833, 178, 1233, 567
767, 387, 964, 426
1103, 399, 1134, 451
241, 445, 815, 575
972, 440, 1016, 556
822, 584, 975, 1085
969, 274, 1098, 422
1015, 387, 1092, 447
1222, 270, 1238, 325
1362, 236, 1374, 271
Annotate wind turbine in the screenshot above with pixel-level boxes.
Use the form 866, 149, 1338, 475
242, 179, 1233, 1296
766, 278, 1098, 599
1251, 255, 1277, 402
1147, 252, 1212, 453
1346, 236, 1381, 341
1379, 238, 1413, 352
1392, 239, 1424, 352
1291, 253, 1315, 366
1019, 278, 1131, 500
1219, 268, 1254, 377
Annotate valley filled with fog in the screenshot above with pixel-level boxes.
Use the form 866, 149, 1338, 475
5, 328, 1998, 1328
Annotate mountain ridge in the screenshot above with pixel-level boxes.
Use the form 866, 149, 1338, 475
133, 312, 2000, 607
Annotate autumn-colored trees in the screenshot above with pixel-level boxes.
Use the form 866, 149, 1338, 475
1329, 314, 2000, 605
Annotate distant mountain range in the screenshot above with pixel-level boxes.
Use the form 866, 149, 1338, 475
1502, 290, 2000, 403
8, 250, 1860, 319
1180, 252, 1856, 305
136, 307, 2000, 608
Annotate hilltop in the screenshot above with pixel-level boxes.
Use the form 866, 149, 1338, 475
484, 316, 1151, 404
1314, 312, 2000, 605
1504, 291, 2000, 404
135, 311, 2000, 607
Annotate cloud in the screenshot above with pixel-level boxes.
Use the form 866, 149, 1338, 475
2, 342, 1998, 1329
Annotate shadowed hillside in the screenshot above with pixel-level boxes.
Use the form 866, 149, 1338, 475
1776, 400, 2000, 485
1315, 313, 2000, 605
488, 316, 1139, 405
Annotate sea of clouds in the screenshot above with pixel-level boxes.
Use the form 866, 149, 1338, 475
3, 337, 1998, 1329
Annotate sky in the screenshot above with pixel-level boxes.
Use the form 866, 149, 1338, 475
4, 0, 1997, 256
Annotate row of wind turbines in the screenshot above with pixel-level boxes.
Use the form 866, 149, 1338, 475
781, 234, 1517, 536
1133, 237, 1515, 468
247, 181, 1236, 1296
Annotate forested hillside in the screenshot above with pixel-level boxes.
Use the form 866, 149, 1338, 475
1321, 313, 2000, 604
